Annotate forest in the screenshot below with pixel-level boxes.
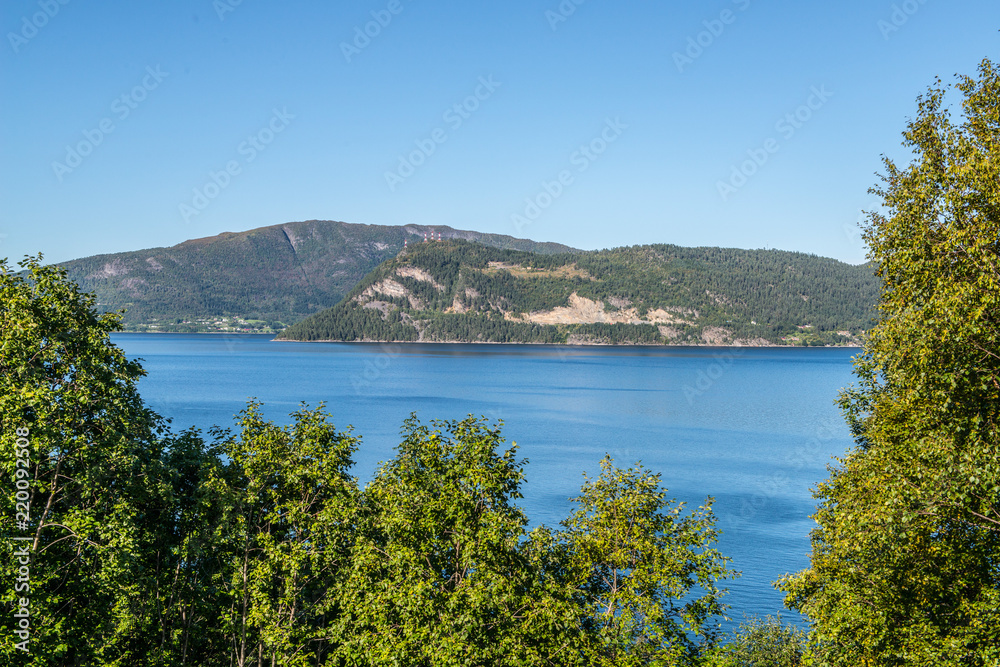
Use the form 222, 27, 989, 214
279, 240, 878, 346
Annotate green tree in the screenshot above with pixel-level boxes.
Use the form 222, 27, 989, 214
0, 256, 173, 664
564, 457, 734, 666
335, 415, 571, 665
144, 427, 233, 666
710, 615, 806, 667
779, 58, 1000, 665
211, 403, 359, 667
333, 418, 734, 666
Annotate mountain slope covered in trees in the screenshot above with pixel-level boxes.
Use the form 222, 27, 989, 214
278, 240, 878, 346
54, 220, 577, 332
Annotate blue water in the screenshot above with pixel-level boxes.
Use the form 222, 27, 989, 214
113, 333, 859, 627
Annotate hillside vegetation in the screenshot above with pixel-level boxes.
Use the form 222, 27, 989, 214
55, 220, 577, 332
278, 240, 878, 345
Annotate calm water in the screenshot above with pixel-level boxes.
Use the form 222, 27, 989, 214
113, 333, 859, 627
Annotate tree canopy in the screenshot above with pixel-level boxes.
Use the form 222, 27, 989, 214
779, 57, 1000, 666
1, 256, 170, 663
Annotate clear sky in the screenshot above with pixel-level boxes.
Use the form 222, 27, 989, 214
1, 1, 997, 265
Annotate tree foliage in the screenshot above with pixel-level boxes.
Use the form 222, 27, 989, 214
779, 58, 1000, 666
709, 615, 806, 667
215, 403, 360, 666
1, 256, 170, 664
564, 458, 733, 666
337, 415, 551, 664
336, 419, 735, 665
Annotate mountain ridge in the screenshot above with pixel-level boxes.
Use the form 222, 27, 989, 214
53, 220, 578, 332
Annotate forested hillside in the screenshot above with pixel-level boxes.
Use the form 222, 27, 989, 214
279, 240, 878, 345
55, 220, 577, 332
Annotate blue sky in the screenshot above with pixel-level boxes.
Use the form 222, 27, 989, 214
1, 1, 997, 265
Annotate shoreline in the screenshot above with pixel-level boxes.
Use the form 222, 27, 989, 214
111, 332, 863, 349
269, 337, 863, 349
